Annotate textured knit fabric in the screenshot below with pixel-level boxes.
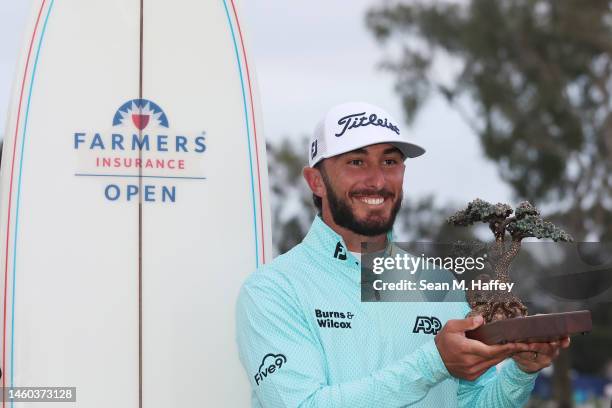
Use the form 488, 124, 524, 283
236, 216, 538, 407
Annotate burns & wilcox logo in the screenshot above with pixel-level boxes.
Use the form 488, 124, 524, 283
73, 98, 207, 203
315, 309, 354, 329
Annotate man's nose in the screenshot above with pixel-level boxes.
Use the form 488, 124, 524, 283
363, 165, 386, 190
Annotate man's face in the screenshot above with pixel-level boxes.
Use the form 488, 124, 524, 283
319, 143, 405, 236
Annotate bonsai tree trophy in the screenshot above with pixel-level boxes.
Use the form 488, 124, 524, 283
447, 199, 592, 344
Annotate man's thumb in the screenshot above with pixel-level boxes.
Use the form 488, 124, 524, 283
447, 315, 484, 332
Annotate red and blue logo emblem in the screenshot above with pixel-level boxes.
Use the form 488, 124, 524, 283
112, 99, 169, 130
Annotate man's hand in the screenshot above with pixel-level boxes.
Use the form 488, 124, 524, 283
434, 315, 531, 381
512, 337, 571, 373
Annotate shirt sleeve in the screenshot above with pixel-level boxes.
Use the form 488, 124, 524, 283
455, 303, 539, 408
457, 360, 539, 407
235, 273, 452, 408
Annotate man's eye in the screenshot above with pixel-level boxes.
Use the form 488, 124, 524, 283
349, 159, 363, 166
384, 159, 398, 165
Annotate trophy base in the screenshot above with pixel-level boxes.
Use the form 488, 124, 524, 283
466, 310, 592, 345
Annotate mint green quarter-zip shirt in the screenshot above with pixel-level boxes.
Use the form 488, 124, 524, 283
236, 216, 538, 407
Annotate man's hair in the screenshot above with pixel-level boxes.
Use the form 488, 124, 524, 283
312, 161, 324, 214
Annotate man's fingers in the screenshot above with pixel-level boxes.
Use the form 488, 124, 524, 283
467, 339, 530, 359
524, 342, 556, 356
437, 319, 572, 381
463, 336, 571, 362
560, 336, 571, 348
513, 349, 554, 372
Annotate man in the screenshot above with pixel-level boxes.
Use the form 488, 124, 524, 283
236, 102, 570, 407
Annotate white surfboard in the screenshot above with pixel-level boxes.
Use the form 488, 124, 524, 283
0, 0, 271, 406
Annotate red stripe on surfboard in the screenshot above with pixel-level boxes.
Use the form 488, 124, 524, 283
2, 1, 48, 402
228, 0, 266, 264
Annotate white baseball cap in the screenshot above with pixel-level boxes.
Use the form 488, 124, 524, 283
308, 101, 426, 167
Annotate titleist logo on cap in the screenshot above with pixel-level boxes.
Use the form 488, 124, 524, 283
335, 112, 400, 138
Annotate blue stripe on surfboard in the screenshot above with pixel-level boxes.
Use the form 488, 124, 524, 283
11, 0, 55, 400
221, 0, 259, 268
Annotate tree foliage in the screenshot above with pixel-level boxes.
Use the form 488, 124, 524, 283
367, 0, 612, 240
267, 138, 316, 256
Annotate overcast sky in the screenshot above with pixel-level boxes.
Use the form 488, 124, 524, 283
0, 0, 512, 208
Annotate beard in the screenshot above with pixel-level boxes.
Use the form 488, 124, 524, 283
320, 169, 402, 237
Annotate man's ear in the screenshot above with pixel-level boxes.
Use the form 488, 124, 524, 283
303, 166, 326, 199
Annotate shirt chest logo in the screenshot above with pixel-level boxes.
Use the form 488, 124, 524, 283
333, 242, 347, 260
412, 316, 442, 335
315, 309, 354, 329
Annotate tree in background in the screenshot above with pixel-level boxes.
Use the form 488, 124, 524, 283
366, 0, 612, 406
267, 138, 314, 256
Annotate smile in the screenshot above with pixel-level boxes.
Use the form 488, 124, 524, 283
355, 196, 385, 206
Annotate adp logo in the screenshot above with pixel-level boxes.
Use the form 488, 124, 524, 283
254, 353, 287, 386
412, 316, 442, 335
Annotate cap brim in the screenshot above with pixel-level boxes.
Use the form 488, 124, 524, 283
392, 142, 426, 159
309, 141, 426, 167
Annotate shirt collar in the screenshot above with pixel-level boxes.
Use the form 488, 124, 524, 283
302, 215, 395, 284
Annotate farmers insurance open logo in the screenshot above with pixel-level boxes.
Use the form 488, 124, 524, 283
73, 98, 207, 203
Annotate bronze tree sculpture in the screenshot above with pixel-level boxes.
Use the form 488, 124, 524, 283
448, 199, 573, 323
